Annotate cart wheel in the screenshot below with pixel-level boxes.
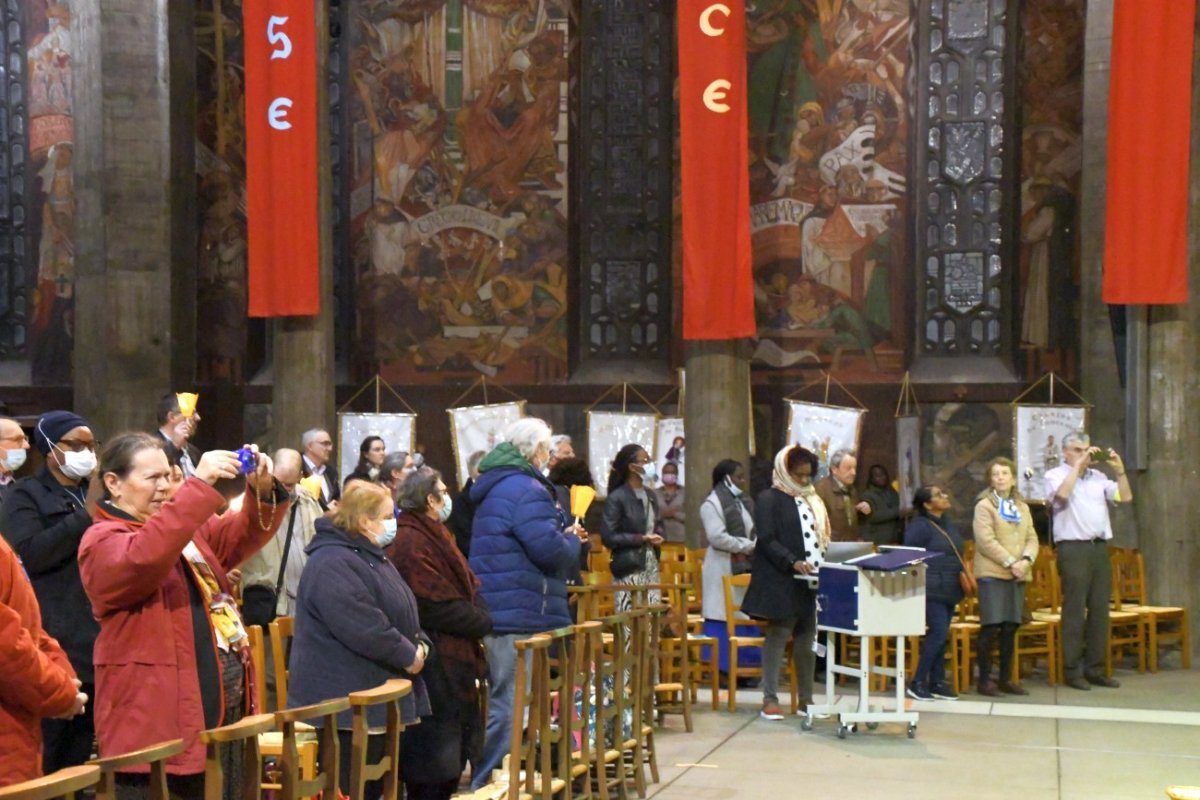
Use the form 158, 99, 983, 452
837, 724, 848, 740
907, 724, 917, 739
866, 722, 879, 731
800, 716, 814, 732
849, 723, 858, 734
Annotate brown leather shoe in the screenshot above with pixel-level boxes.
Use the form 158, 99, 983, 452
998, 681, 1029, 696
976, 680, 1002, 697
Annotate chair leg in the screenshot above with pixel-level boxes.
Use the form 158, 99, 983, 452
645, 728, 659, 784
728, 643, 738, 712
1182, 611, 1193, 669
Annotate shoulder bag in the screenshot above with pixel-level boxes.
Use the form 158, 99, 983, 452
929, 518, 977, 597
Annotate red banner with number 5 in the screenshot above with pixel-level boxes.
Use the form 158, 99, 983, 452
245, 1, 320, 317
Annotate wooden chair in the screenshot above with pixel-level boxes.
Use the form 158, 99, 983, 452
642, 588, 695, 730
0, 765, 101, 800
590, 612, 632, 800
565, 621, 604, 800
274, 697, 350, 800
658, 543, 688, 565
1111, 547, 1192, 671
589, 548, 612, 577
721, 574, 797, 713
509, 634, 563, 800
268, 617, 295, 711
199, 715, 275, 800
581, 573, 615, 619
539, 626, 590, 800
246, 625, 269, 712
90, 739, 185, 800
347, 679, 411, 800
568, 584, 602, 624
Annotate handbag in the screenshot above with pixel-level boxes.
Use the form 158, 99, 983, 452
929, 519, 977, 597
240, 502, 300, 627
609, 546, 647, 579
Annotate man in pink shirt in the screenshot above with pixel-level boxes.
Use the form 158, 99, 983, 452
1043, 431, 1133, 690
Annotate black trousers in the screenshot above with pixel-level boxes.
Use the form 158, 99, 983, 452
43, 682, 95, 772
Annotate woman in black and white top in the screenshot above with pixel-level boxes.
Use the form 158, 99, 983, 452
740, 445, 830, 720
600, 444, 664, 612
700, 459, 758, 673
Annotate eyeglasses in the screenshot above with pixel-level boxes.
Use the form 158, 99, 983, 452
316, 440, 333, 447
58, 439, 98, 453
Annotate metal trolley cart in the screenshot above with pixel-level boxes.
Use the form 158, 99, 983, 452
804, 546, 940, 739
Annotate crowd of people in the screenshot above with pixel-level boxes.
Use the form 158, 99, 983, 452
0, 398, 1133, 792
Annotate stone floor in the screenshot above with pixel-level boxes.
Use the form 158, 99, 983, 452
644, 667, 1200, 800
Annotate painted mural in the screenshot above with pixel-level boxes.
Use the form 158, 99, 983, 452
350, 0, 570, 384
196, 0, 250, 383
744, 0, 910, 380
26, 0, 75, 384
919, 401, 1011, 535
1017, 0, 1083, 380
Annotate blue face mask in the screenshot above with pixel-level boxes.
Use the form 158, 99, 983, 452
639, 462, 658, 483
376, 517, 398, 548
726, 476, 743, 497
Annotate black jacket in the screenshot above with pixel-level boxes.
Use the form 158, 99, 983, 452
445, 477, 477, 557
902, 512, 965, 605
155, 431, 202, 476
0, 466, 99, 681
741, 488, 817, 620
300, 458, 340, 510
600, 483, 664, 579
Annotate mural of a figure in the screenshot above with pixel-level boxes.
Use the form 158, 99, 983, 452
27, 3, 72, 119
31, 141, 76, 379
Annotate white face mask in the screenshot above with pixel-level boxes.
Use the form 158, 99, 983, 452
725, 475, 743, 497
639, 462, 658, 483
58, 447, 97, 481
1, 447, 27, 472
438, 493, 453, 523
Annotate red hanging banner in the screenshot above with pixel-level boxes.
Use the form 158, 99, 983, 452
1103, 0, 1194, 305
678, 1, 755, 340
244, 1, 320, 317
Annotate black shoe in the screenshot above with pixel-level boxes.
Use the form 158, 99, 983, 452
930, 683, 959, 701
1065, 676, 1091, 691
1085, 673, 1120, 688
976, 680, 1002, 697
906, 683, 933, 701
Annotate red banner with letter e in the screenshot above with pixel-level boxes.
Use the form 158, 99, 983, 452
678, 1, 755, 340
245, 1, 320, 316
1103, 0, 1194, 304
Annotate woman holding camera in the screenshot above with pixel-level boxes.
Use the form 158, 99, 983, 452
79, 434, 288, 800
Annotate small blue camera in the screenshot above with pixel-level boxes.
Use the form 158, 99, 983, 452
236, 447, 257, 475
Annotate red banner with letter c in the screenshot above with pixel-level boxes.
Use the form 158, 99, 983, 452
245, 1, 320, 317
678, 1, 755, 340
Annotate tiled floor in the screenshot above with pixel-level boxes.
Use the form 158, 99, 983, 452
644, 668, 1200, 799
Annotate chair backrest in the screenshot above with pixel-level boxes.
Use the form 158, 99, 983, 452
660, 560, 702, 615
199, 715, 275, 800
268, 617, 295, 711
721, 573, 762, 638
659, 543, 688, 564
274, 697, 350, 800
589, 546, 612, 576
568, 584, 601, 623
0, 766, 101, 800
1026, 549, 1058, 613
1109, 546, 1146, 608
89, 740, 186, 800
246, 625, 269, 712
568, 621, 604, 772
581, 572, 615, 618
346, 679, 411, 800
509, 634, 554, 800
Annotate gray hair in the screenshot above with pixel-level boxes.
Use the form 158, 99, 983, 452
503, 417, 553, 462
396, 466, 443, 512
829, 449, 856, 469
382, 450, 410, 475
466, 449, 487, 475
301, 428, 328, 449
1062, 431, 1090, 449
550, 434, 572, 451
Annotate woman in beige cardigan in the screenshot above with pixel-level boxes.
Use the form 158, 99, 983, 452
972, 457, 1038, 697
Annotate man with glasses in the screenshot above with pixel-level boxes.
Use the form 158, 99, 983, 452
0, 410, 99, 771
300, 428, 340, 511
155, 393, 202, 479
1044, 430, 1133, 690
0, 417, 31, 504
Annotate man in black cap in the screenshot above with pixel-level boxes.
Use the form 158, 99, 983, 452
0, 410, 99, 772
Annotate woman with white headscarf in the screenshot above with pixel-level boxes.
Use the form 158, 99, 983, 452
740, 445, 830, 720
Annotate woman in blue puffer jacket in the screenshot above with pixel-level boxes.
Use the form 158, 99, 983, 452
466, 417, 584, 789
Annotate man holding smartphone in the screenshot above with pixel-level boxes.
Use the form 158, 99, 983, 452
1044, 431, 1133, 690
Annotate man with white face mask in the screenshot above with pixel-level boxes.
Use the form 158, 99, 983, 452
0, 417, 31, 505
0, 410, 99, 773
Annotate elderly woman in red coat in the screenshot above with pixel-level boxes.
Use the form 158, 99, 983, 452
0, 533, 87, 787
79, 433, 288, 800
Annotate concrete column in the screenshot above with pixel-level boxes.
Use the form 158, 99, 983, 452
271, 0, 335, 452
1136, 12, 1200, 662
683, 341, 751, 549
72, 0, 196, 434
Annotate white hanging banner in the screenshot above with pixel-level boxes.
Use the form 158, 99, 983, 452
895, 415, 921, 514
448, 401, 525, 490
785, 400, 866, 479
338, 412, 417, 483
586, 411, 659, 498
1012, 404, 1088, 504
654, 417, 686, 487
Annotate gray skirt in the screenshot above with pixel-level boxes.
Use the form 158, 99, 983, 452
977, 578, 1026, 625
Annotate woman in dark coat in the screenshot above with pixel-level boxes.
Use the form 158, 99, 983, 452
287, 482, 431, 794
902, 485, 965, 701
344, 435, 387, 485
388, 467, 491, 800
740, 445, 830, 720
600, 444, 664, 612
